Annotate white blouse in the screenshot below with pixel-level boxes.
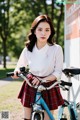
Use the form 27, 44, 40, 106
15, 43, 63, 80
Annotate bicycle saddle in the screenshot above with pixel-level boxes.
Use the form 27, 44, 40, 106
62, 68, 80, 76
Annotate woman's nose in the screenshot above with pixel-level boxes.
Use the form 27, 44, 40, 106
41, 31, 45, 35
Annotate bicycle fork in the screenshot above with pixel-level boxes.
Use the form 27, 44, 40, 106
35, 92, 55, 120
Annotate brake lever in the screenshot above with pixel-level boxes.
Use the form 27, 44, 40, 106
60, 85, 69, 91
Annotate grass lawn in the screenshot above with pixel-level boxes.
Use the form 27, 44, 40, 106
0, 68, 14, 79
0, 62, 16, 79
0, 64, 24, 119
0, 80, 24, 120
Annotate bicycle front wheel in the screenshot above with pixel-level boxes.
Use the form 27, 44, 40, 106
31, 112, 44, 120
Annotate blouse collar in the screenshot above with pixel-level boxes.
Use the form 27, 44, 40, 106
34, 43, 49, 53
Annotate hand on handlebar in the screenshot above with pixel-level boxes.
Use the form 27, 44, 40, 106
32, 76, 40, 86
6, 67, 72, 90
27, 74, 41, 86
11, 71, 20, 79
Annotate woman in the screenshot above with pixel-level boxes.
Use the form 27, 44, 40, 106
13, 15, 64, 120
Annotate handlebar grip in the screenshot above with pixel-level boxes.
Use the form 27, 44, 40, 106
6, 72, 14, 77
61, 80, 72, 87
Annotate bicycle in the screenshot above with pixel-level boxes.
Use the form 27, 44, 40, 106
58, 68, 80, 120
7, 67, 72, 120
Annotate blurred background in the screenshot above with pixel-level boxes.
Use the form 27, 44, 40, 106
0, 0, 64, 68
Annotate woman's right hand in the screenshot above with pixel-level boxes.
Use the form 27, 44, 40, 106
11, 71, 19, 79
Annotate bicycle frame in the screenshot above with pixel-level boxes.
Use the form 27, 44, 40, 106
58, 100, 78, 120
32, 91, 55, 120
6, 67, 72, 120
58, 68, 80, 120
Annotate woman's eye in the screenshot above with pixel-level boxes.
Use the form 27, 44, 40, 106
37, 28, 50, 32
46, 29, 49, 32
38, 29, 42, 31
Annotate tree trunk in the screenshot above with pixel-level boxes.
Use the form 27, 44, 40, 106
3, 38, 7, 68
51, 0, 54, 20
43, 0, 48, 15
56, 4, 64, 43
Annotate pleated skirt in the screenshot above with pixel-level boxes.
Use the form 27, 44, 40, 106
18, 80, 64, 110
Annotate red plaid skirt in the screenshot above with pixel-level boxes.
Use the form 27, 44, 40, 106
18, 80, 64, 110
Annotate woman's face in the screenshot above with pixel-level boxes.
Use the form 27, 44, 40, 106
34, 22, 51, 44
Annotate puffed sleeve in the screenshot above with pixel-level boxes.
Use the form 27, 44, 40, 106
52, 45, 63, 80
14, 47, 28, 72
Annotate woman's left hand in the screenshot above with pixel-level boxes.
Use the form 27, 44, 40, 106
32, 77, 40, 86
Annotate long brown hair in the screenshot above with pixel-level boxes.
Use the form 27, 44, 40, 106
26, 15, 55, 52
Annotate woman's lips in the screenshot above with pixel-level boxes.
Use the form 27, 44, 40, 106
41, 37, 45, 39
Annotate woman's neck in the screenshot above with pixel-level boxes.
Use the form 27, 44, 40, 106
36, 42, 47, 49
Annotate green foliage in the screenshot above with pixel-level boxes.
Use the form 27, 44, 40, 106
0, 0, 64, 61
0, 68, 14, 78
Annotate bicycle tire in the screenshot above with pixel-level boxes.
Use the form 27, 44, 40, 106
59, 100, 78, 120
31, 112, 44, 120
70, 107, 77, 120
60, 118, 68, 120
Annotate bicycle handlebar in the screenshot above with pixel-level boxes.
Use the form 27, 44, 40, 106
6, 67, 72, 91
7, 72, 15, 77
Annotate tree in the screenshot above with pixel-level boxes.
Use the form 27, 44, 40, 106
0, 0, 10, 68
0, 0, 64, 68
56, 4, 64, 44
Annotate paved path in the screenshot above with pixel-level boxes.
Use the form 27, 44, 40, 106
0, 77, 22, 87
0, 77, 14, 87
0, 80, 12, 86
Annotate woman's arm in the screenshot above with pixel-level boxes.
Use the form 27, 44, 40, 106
42, 74, 57, 82
14, 47, 28, 72
43, 45, 63, 82
12, 47, 28, 79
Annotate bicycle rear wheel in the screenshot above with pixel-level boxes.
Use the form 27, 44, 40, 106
70, 107, 78, 120
59, 100, 78, 120
59, 100, 71, 120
